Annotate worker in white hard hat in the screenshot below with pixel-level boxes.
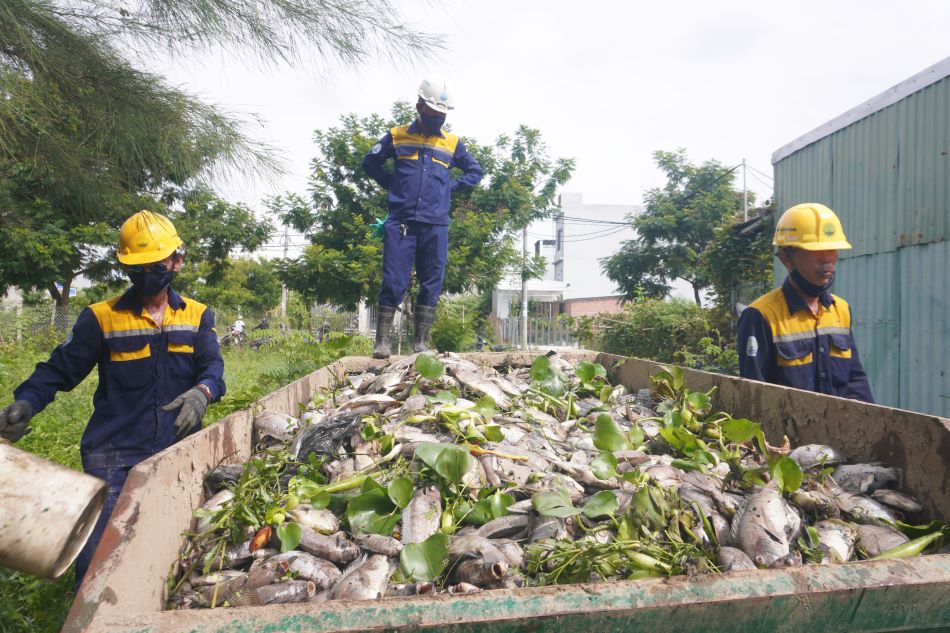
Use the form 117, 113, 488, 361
737, 203, 873, 402
361, 77, 484, 358
0, 210, 225, 587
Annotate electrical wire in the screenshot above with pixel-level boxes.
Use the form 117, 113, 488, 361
746, 164, 774, 181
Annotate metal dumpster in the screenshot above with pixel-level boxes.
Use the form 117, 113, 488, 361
63, 352, 950, 633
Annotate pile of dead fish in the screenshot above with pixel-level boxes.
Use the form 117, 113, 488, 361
166, 353, 931, 609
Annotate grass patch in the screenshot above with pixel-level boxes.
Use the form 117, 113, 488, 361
0, 330, 371, 633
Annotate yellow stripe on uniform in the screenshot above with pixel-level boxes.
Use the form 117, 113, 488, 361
89, 296, 208, 360
391, 126, 459, 163
748, 288, 852, 364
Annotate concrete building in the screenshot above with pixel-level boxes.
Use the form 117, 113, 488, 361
771, 56, 950, 417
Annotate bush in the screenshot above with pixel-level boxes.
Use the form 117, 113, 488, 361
430, 296, 482, 352
599, 298, 711, 363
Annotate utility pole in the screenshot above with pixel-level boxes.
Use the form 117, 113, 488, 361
521, 226, 529, 350
742, 158, 748, 222
279, 225, 288, 323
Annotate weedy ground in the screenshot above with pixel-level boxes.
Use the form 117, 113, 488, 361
0, 330, 370, 633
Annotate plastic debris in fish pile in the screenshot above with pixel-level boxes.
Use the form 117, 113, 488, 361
166, 352, 943, 609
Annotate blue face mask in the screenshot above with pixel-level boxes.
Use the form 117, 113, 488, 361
790, 268, 834, 298
419, 113, 446, 134
128, 264, 175, 297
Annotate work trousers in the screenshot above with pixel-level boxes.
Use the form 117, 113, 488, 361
74, 465, 131, 590
378, 220, 449, 308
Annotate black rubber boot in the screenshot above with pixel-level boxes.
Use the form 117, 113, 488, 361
373, 305, 396, 359
412, 304, 437, 353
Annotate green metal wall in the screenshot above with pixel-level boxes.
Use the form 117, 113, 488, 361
773, 73, 950, 417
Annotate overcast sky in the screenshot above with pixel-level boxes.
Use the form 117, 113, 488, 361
153, 0, 950, 251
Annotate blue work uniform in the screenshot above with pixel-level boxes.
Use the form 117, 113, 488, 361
362, 121, 483, 307
13, 287, 225, 585
737, 277, 874, 403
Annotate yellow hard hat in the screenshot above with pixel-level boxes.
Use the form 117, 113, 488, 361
117, 210, 183, 265
772, 203, 852, 251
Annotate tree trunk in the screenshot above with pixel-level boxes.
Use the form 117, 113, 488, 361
692, 283, 702, 308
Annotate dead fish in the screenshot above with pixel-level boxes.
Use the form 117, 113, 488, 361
203, 540, 254, 569
401, 485, 442, 545
197, 573, 249, 607
274, 552, 342, 590
288, 505, 340, 534
814, 520, 858, 563
737, 486, 802, 568
204, 465, 245, 493
790, 488, 839, 519
449, 556, 509, 587
871, 489, 923, 513
447, 582, 481, 594
337, 393, 400, 414
257, 580, 316, 605
253, 410, 299, 442
448, 534, 507, 568
452, 369, 512, 409
475, 514, 531, 540
355, 533, 403, 556
788, 444, 846, 471
492, 539, 525, 569
246, 557, 287, 589
297, 527, 360, 564
390, 582, 436, 596
834, 492, 898, 525
191, 570, 246, 587
854, 523, 909, 557
194, 489, 234, 535
530, 515, 575, 543
328, 554, 394, 601
832, 464, 900, 494
716, 547, 756, 572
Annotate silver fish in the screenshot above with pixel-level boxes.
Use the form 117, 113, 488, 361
257, 580, 315, 605
738, 486, 802, 567
716, 547, 757, 572
790, 488, 839, 519
272, 551, 343, 589
288, 505, 340, 534
834, 492, 898, 525
854, 523, 909, 557
448, 534, 508, 568
297, 527, 360, 564
832, 464, 900, 494
788, 444, 846, 471
400, 485, 442, 545
355, 533, 403, 556
447, 582, 481, 594
475, 514, 531, 540
246, 557, 287, 589
814, 519, 858, 563
871, 489, 923, 513
449, 556, 509, 587
328, 554, 394, 601
452, 369, 512, 409
337, 393, 400, 414
253, 410, 299, 442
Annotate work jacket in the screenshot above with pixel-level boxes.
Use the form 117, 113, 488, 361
361, 121, 484, 225
737, 278, 874, 403
14, 288, 225, 469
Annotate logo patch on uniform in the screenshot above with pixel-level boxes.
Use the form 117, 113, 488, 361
745, 335, 758, 357
371, 143, 382, 154
822, 222, 836, 237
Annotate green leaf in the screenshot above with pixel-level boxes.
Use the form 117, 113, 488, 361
686, 391, 711, 412
530, 354, 554, 382
387, 477, 414, 509
430, 390, 458, 405
483, 424, 505, 442
464, 491, 515, 525
415, 354, 445, 380
582, 491, 619, 518
474, 395, 497, 419
575, 360, 606, 383
345, 488, 400, 535
399, 532, 448, 581
532, 490, 581, 517
276, 522, 302, 553
721, 418, 762, 444
593, 414, 630, 451
591, 451, 618, 480
627, 423, 645, 448
415, 443, 473, 485
771, 457, 804, 493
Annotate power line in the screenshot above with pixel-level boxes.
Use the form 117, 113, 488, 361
746, 164, 774, 181
748, 171, 774, 191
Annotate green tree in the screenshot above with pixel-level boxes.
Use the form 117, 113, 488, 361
602, 150, 746, 307
176, 257, 282, 317
271, 104, 574, 309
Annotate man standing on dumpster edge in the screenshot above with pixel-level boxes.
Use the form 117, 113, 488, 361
0, 210, 225, 587
362, 77, 484, 358
737, 203, 874, 403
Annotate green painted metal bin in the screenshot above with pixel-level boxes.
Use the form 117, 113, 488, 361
62, 352, 950, 633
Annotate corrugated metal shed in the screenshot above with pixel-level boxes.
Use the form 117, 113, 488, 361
772, 57, 950, 417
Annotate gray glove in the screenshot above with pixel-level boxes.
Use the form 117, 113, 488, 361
0, 400, 33, 442
162, 387, 209, 440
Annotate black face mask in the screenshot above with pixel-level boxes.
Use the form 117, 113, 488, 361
128, 266, 175, 297
419, 112, 445, 134
790, 268, 834, 298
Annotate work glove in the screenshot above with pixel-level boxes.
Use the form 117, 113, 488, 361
162, 387, 209, 441
0, 400, 33, 442
370, 215, 387, 239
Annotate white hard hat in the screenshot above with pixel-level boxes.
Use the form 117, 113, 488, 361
417, 77, 454, 114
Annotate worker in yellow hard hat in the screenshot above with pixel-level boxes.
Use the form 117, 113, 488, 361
737, 203, 874, 402
0, 210, 225, 588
